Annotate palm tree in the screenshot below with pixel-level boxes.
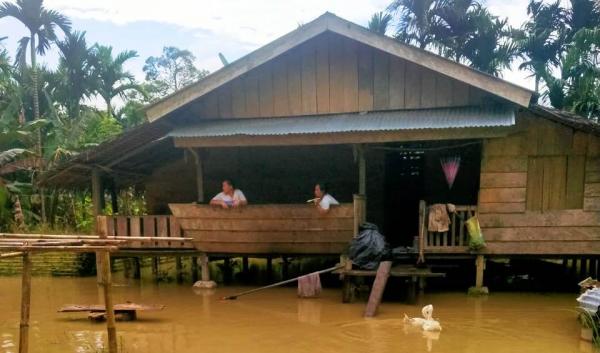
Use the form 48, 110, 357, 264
55, 31, 94, 120
513, 0, 566, 93
90, 45, 143, 117
433, 0, 481, 61
0, 0, 71, 136
368, 12, 393, 35
0, 0, 71, 223
565, 0, 600, 41
460, 8, 519, 76
387, 0, 438, 49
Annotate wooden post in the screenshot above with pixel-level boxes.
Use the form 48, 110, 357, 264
99, 250, 118, 353
417, 200, 426, 264
468, 255, 489, 295
152, 257, 159, 282
189, 149, 204, 203
353, 194, 366, 236
109, 181, 118, 214
266, 256, 273, 281
364, 261, 392, 318
18, 252, 32, 353
356, 144, 366, 195
475, 255, 485, 288
200, 253, 210, 282
191, 256, 199, 282
133, 257, 141, 279
96, 216, 108, 303
91, 169, 104, 217
242, 257, 249, 273
175, 256, 183, 283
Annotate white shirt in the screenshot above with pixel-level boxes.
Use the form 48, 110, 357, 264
212, 189, 247, 205
319, 194, 339, 210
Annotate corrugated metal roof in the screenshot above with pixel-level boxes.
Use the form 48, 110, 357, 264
169, 107, 515, 138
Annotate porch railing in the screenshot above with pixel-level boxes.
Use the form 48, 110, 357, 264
98, 215, 194, 249
418, 201, 476, 255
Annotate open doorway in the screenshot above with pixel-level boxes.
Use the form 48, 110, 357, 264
382, 140, 482, 247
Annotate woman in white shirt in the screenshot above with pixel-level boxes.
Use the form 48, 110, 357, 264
313, 182, 339, 214
210, 179, 248, 208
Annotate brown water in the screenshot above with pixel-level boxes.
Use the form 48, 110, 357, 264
0, 276, 594, 353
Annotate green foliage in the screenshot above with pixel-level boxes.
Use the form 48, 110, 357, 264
368, 12, 393, 35
143, 46, 208, 98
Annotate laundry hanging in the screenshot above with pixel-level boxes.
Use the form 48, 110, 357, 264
440, 156, 461, 189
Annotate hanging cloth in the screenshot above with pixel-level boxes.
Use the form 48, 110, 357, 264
428, 204, 451, 233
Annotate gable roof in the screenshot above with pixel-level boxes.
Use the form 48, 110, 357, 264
145, 12, 535, 122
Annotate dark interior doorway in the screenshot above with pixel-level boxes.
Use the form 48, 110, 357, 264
383, 140, 482, 247
383, 148, 425, 247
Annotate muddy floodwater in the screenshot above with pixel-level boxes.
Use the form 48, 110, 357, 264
0, 276, 593, 353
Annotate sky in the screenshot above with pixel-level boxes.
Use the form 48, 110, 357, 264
0, 0, 544, 108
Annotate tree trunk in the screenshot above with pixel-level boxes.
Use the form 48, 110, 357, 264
30, 32, 46, 224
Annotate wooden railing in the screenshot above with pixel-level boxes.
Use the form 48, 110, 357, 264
169, 195, 366, 255
418, 201, 477, 255
98, 215, 194, 249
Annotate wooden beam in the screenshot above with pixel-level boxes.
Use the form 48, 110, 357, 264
364, 261, 392, 317
18, 252, 32, 353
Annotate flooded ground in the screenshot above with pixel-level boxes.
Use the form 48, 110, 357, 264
0, 276, 593, 353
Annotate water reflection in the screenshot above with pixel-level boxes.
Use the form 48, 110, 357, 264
0, 277, 593, 353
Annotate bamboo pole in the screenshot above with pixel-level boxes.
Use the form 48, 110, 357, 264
100, 250, 118, 353
1, 251, 23, 258
0, 233, 191, 241
0, 246, 119, 252
18, 252, 32, 353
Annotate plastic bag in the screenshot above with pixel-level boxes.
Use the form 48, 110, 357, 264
348, 223, 390, 270
465, 216, 486, 251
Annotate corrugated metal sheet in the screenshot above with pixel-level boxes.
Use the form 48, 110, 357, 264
169, 107, 515, 138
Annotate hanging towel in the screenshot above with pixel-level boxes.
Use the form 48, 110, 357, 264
428, 204, 451, 233
297, 273, 322, 298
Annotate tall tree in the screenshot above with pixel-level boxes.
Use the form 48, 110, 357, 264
387, 0, 438, 49
55, 31, 94, 120
514, 0, 566, 93
143, 46, 208, 98
0, 0, 71, 223
368, 12, 393, 35
90, 44, 143, 117
0, 0, 71, 142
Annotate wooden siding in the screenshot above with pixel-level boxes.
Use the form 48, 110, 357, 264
170, 203, 355, 254
477, 111, 600, 255
187, 32, 492, 119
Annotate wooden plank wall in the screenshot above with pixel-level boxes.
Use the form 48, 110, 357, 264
188, 32, 489, 119
170, 203, 355, 254
478, 111, 600, 255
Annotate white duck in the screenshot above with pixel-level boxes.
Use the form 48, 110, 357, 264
403, 304, 442, 332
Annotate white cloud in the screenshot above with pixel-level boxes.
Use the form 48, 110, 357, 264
47, 0, 390, 47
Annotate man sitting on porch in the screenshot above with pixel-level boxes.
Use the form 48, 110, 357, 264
210, 179, 248, 208
313, 182, 339, 214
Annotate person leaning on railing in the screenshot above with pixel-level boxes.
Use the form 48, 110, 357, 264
210, 179, 248, 209
311, 182, 339, 214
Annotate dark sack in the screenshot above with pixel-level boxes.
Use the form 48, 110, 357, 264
348, 223, 390, 270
